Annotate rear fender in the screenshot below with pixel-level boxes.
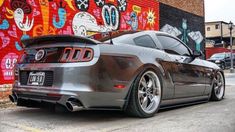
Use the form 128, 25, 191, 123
123, 63, 166, 110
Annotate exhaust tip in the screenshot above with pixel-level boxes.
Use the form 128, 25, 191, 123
65, 99, 83, 112
66, 101, 74, 112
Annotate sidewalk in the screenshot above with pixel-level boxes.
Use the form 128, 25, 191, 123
224, 70, 235, 76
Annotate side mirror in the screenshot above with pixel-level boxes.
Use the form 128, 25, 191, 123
192, 50, 202, 58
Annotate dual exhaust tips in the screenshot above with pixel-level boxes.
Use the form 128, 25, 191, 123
9, 94, 83, 112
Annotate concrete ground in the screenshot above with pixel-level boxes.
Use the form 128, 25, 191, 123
0, 74, 235, 132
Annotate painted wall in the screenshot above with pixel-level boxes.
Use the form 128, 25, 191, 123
160, 3, 205, 53
0, 0, 159, 84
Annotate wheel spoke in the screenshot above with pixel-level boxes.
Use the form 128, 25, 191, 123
147, 79, 153, 88
218, 82, 222, 87
214, 86, 219, 90
216, 88, 221, 95
217, 74, 221, 81
214, 78, 219, 84
141, 77, 147, 88
142, 96, 148, 109
138, 90, 145, 97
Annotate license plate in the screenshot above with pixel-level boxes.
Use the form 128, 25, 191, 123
27, 72, 45, 86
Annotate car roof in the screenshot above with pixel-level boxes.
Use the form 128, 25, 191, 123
91, 30, 178, 42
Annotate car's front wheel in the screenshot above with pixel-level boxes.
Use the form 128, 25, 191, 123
221, 63, 225, 70
210, 72, 225, 101
125, 70, 162, 118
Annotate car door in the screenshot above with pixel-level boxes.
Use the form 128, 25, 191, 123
157, 35, 206, 98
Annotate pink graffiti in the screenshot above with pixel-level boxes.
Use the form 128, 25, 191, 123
58, 26, 72, 35
93, 9, 101, 19
33, 8, 40, 17
52, 3, 57, 10
8, 25, 18, 38
28, 0, 37, 7
143, 19, 147, 28
1, 53, 18, 80
2, 7, 6, 12
120, 18, 127, 29
0, 32, 10, 49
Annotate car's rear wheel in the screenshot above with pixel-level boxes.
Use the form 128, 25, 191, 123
125, 70, 162, 118
210, 72, 225, 101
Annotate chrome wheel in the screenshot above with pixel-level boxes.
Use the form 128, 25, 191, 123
138, 71, 161, 114
214, 72, 225, 99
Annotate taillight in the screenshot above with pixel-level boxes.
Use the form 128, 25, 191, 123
81, 48, 93, 62
60, 48, 72, 62
60, 47, 94, 62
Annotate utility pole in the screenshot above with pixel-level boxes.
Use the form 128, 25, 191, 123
228, 21, 234, 73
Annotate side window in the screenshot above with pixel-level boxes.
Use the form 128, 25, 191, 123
226, 53, 230, 58
157, 35, 191, 56
134, 35, 156, 48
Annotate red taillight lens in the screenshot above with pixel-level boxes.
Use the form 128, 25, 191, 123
71, 48, 82, 62
60, 48, 72, 62
60, 47, 94, 62
80, 48, 94, 62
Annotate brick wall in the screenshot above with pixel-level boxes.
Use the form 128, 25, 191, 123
0, 84, 12, 103
159, 0, 204, 17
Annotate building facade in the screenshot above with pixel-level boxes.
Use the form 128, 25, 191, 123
205, 21, 235, 47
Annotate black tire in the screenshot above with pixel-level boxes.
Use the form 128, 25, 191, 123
210, 72, 225, 101
125, 69, 162, 118
221, 63, 225, 70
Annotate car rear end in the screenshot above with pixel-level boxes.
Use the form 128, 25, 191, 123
10, 35, 115, 111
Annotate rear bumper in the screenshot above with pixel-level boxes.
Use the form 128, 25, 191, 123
12, 86, 126, 110
13, 58, 134, 110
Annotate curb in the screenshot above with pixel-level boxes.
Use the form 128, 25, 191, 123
224, 73, 235, 77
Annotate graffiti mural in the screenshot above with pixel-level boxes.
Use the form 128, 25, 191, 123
126, 11, 138, 31
0, 0, 159, 84
53, 1, 67, 29
161, 19, 203, 52
160, 3, 205, 53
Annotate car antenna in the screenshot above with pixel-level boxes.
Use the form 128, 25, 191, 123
109, 31, 113, 44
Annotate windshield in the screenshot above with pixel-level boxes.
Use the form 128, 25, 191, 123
210, 53, 225, 59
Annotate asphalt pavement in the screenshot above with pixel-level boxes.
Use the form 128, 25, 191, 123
0, 74, 235, 132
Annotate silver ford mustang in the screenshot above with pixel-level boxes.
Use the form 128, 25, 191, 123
10, 31, 225, 118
